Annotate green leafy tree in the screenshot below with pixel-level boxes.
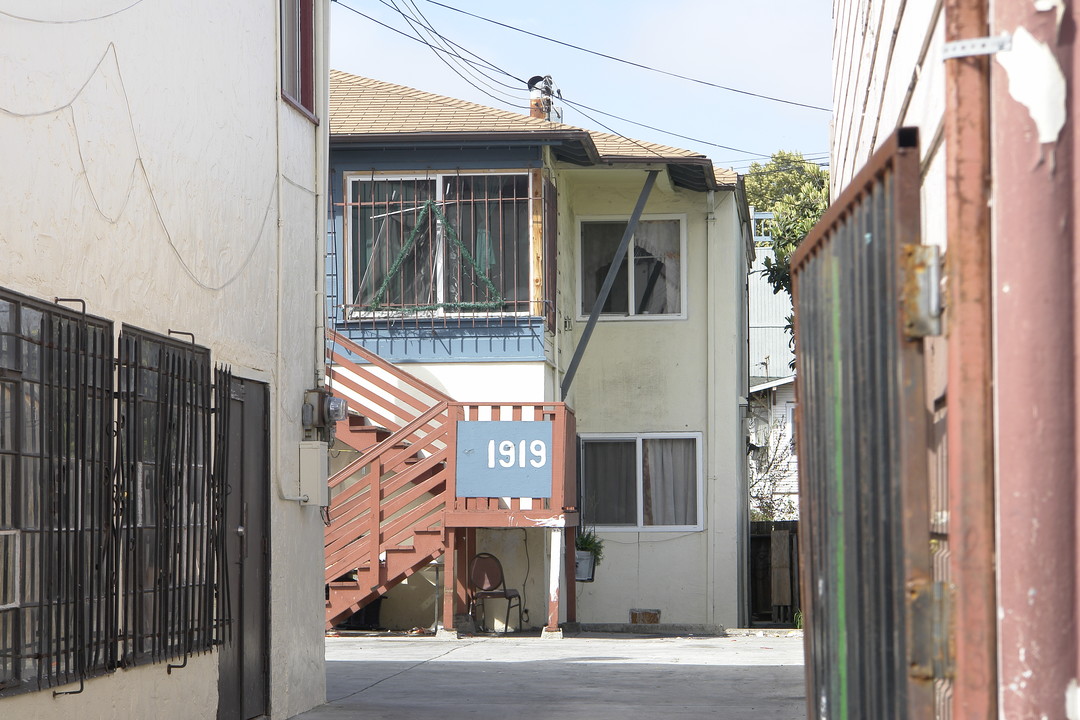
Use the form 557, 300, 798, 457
744, 151, 830, 296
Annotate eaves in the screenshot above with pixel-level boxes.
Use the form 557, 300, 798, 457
330, 130, 600, 166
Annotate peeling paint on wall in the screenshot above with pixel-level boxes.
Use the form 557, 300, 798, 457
1032, 0, 1066, 31
995, 26, 1067, 145
526, 514, 566, 527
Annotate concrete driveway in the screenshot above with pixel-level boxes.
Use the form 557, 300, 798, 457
295, 631, 806, 720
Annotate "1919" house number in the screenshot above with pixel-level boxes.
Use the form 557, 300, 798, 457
487, 439, 548, 469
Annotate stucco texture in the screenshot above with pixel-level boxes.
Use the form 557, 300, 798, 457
0, 1, 328, 717
552, 166, 744, 629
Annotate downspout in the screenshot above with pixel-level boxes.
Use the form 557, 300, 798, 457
314, 2, 329, 390
989, 3, 1075, 717
734, 180, 753, 630
943, 0, 997, 715
705, 189, 719, 629
274, 5, 304, 504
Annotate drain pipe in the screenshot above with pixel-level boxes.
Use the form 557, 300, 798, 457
943, 0, 997, 715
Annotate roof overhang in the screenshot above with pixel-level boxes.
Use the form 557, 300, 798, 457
330, 132, 742, 191
330, 130, 600, 166
596, 156, 736, 193
750, 375, 796, 393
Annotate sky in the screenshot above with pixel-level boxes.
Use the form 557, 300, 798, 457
328, 0, 833, 174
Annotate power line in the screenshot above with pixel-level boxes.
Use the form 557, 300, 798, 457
333, 0, 827, 166
379, 0, 526, 99
390, 1, 523, 104
724, 153, 830, 170
331, 0, 525, 109
561, 102, 671, 161
559, 95, 772, 158
421, 0, 832, 113
397, 0, 524, 92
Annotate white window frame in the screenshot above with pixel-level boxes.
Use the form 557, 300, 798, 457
579, 431, 704, 532
576, 213, 689, 322
343, 170, 534, 318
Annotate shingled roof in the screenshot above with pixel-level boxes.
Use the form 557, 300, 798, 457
330, 70, 738, 190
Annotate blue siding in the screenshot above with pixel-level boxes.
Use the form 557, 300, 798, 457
327, 144, 549, 364
332, 317, 546, 363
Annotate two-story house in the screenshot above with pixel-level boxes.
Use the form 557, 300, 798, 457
324, 71, 754, 634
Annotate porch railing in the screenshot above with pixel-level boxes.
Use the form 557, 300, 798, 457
323, 331, 576, 627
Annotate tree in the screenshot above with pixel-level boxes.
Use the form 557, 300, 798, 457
744, 151, 830, 297
747, 412, 798, 522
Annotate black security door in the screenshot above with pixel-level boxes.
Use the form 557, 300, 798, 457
217, 377, 270, 720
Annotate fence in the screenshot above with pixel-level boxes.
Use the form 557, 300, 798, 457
792, 128, 942, 718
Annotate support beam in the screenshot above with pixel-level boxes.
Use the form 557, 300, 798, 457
564, 525, 577, 623
442, 528, 457, 631
546, 527, 564, 634
944, 0, 997, 714
561, 170, 658, 400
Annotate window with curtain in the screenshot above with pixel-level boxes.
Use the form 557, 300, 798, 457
346, 173, 532, 314
580, 434, 701, 530
579, 217, 684, 318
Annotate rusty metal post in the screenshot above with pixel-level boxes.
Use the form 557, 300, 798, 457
991, 3, 1077, 715
943, 0, 998, 716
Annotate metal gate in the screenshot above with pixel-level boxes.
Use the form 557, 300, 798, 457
792, 128, 941, 719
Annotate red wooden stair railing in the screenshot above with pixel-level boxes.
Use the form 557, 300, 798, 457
323, 330, 579, 632
324, 331, 453, 628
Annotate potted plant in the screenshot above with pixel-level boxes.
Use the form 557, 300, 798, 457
575, 527, 604, 582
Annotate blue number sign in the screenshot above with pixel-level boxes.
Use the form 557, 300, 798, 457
456, 421, 553, 498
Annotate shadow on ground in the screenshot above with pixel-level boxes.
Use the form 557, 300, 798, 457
297, 634, 806, 720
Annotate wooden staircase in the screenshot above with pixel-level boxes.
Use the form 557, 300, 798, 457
324, 332, 453, 628
323, 330, 579, 633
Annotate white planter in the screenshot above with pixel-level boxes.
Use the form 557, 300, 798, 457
575, 550, 596, 582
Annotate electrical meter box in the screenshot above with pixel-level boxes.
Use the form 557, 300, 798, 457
298, 440, 329, 506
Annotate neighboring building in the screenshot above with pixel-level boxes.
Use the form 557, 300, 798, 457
324, 71, 754, 633
747, 213, 797, 521
799, 2, 1080, 717
748, 214, 795, 381
747, 375, 797, 521
0, 2, 330, 718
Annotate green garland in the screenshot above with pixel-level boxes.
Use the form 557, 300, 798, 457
370, 200, 504, 312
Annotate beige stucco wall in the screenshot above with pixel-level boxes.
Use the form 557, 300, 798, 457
0, 1, 328, 717
2, 656, 218, 720
373, 527, 550, 632
552, 165, 745, 629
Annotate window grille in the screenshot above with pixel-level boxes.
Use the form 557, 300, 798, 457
345, 174, 536, 315
0, 288, 232, 697
0, 292, 115, 693
116, 327, 228, 667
